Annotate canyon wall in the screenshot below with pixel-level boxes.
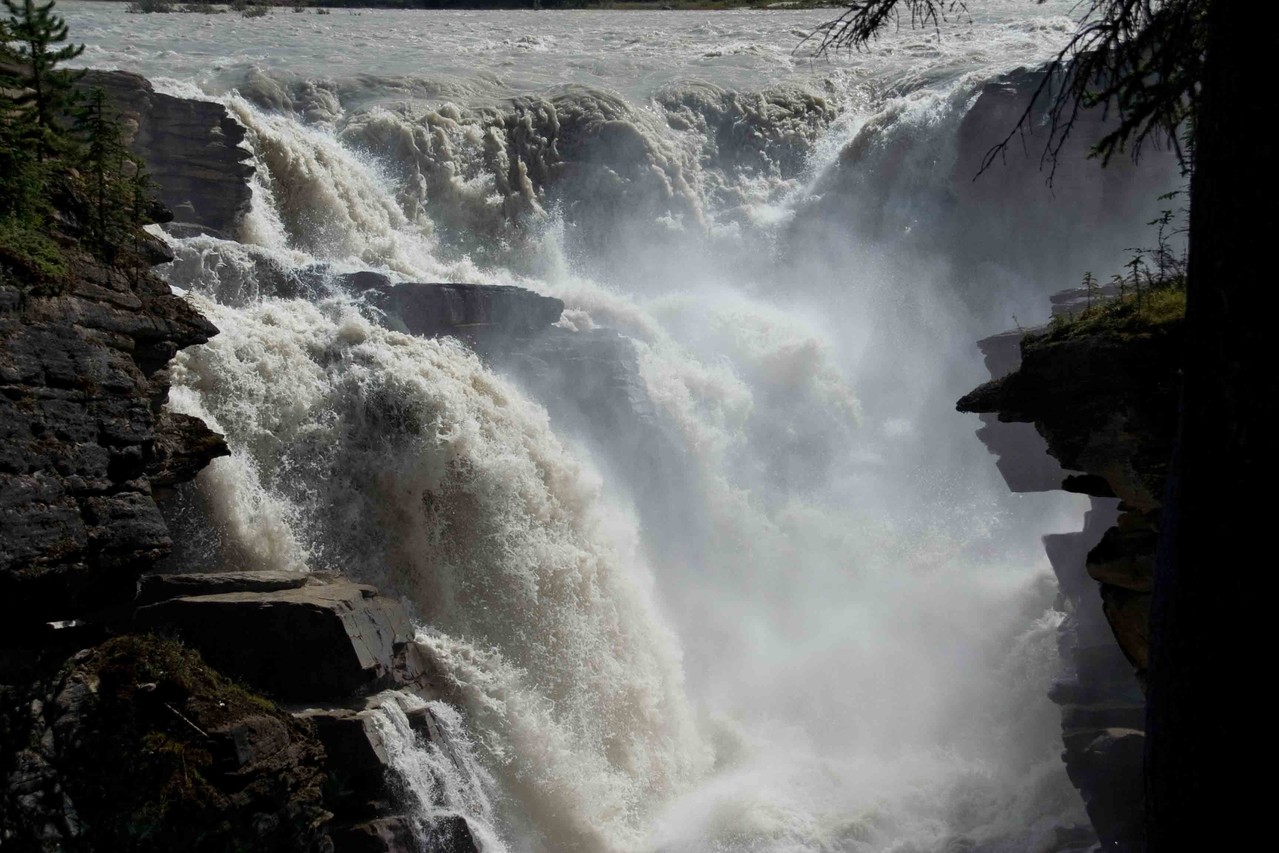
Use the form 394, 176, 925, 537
959, 289, 1182, 850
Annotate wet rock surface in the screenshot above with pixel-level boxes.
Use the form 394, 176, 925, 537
297, 695, 479, 853
345, 274, 565, 350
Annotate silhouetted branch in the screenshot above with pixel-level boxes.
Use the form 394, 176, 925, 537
803, 0, 1203, 183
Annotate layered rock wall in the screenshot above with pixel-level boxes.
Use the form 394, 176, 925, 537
78, 71, 255, 238
958, 293, 1182, 851
0, 252, 226, 627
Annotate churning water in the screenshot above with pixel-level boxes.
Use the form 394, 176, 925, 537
64, 3, 1177, 851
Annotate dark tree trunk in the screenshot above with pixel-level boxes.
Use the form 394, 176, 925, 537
1146, 1, 1279, 847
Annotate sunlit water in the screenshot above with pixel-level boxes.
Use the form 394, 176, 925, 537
62, 2, 1173, 851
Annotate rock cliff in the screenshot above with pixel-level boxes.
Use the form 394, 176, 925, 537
77, 71, 255, 238
958, 289, 1183, 851
0, 246, 226, 628
2, 79, 478, 852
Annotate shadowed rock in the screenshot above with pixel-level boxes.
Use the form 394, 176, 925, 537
79, 70, 255, 237
135, 579, 412, 701
1, 254, 226, 628
958, 293, 1182, 853
137, 569, 310, 605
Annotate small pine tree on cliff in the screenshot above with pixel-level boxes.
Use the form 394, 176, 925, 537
73, 86, 141, 253
2, 19, 40, 218
2, 0, 83, 161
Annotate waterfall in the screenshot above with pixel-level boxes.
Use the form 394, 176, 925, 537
64, 3, 1182, 850
367, 691, 509, 853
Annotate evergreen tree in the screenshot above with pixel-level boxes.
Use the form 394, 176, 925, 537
73, 86, 138, 252
3, 0, 83, 161
1, 22, 40, 220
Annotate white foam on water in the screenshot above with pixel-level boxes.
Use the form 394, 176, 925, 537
65, 3, 1184, 850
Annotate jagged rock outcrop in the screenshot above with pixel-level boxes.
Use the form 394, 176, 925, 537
343, 274, 565, 351
78, 71, 255, 238
131, 572, 478, 853
959, 301, 1182, 674
0, 252, 227, 628
958, 293, 1182, 852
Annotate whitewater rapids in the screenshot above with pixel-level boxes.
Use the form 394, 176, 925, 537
64, 3, 1177, 851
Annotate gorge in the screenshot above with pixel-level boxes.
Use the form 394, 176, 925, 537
3, 4, 1184, 852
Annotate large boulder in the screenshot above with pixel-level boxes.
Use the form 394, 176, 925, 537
134, 578, 412, 702
346, 276, 564, 351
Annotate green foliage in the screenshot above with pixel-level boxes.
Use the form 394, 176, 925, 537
2, 0, 83, 161
0, 217, 69, 280
125, 0, 174, 12
1045, 281, 1186, 341
2, 5, 160, 276
73, 86, 150, 256
1046, 189, 1188, 337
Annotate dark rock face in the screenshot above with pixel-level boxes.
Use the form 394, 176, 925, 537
135, 577, 413, 702
960, 313, 1182, 674
958, 304, 1182, 852
0, 255, 227, 627
79, 71, 255, 237
347, 276, 565, 351
0, 635, 331, 853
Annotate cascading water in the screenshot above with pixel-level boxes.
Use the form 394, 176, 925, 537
65, 3, 1179, 851
367, 692, 509, 852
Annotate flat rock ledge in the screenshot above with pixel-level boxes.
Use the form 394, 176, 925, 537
133, 575, 411, 703
129, 572, 477, 853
